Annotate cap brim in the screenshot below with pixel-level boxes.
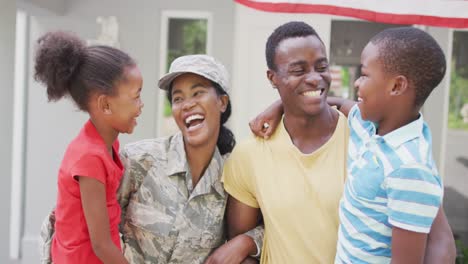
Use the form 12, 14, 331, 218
158, 72, 187, 91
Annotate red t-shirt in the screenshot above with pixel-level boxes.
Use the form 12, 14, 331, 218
51, 120, 123, 264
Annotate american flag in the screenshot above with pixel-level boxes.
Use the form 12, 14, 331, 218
234, 0, 468, 28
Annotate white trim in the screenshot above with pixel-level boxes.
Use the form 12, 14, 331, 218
155, 10, 213, 136
10, 9, 28, 260
330, 15, 360, 22
242, 0, 468, 18
439, 30, 454, 178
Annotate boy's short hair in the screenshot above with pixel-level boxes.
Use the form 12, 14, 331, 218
266, 21, 323, 71
370, 27, 446, 107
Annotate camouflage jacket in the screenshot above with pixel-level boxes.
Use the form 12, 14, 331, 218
39, 210, 55, 264
39, 132, 263, 263
118, 133, 263, 263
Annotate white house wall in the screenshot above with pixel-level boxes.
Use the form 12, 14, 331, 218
18, 0, 66, 15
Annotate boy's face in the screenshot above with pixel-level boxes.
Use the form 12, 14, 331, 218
268, 35, 331, 117
355, 42, 394, 123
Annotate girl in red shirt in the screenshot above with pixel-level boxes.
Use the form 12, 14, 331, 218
34, 31, 143, 264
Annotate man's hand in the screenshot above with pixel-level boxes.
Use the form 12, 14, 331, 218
205, 235, 256, 264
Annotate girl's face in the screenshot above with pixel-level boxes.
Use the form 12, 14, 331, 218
170, 73, 228, 149
107, 65, 144, 134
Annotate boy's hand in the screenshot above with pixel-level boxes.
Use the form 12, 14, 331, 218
249, 100, 283, 139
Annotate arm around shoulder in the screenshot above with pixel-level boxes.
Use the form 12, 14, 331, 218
327, 96, 356, 117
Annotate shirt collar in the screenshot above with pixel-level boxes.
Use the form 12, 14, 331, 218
165, 132, 187, 176
191, 148, 225, 198
381, 112, 424, 148
165, 132, 225, 198
82, 119, 123, 172
83, 119, 104, 145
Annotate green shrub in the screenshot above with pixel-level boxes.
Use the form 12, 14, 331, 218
456, 239, 468, 264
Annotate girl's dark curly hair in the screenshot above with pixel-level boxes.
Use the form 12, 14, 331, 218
34, 31, 135, 111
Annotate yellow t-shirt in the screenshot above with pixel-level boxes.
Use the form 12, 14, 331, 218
223, 111, 349, 264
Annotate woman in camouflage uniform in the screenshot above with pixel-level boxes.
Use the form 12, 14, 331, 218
116, 55, 263, 264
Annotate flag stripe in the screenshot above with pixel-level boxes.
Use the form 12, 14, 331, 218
235, 0, 468, 28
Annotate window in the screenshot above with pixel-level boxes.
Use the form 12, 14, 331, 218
157, 11, 212, 136
329, 21, 402, 100
448, 31, 468, 130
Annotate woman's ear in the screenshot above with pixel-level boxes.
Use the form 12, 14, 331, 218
97, 94, 112, 115
390, 75, 408, 96
219, 94, 229, 113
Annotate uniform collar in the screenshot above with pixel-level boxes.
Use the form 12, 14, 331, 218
165, 132, 225, 198
166, 132, 187, 176
191, 148, 225, 198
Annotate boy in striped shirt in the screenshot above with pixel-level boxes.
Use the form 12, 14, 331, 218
330, 27, 447, 263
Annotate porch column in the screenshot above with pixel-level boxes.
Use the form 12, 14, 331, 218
422, 27, 452, 176
0, 0, 17, 262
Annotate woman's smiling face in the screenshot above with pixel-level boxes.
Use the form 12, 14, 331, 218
170, 73, 228, 149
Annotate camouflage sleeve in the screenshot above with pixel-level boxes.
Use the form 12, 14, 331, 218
117, 148, 145, 231
243, 225, 264, 259
39, 209, 55, 264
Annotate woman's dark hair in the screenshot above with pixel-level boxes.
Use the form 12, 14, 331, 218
166, 80, 235, 155
34, 31, 135, 111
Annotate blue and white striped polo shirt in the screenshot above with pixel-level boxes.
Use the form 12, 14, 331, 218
335, 105, 443, 264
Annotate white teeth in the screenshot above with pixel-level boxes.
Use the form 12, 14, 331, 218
188, 122, 203, 131
303, 90, 321, 97
358, 97, 363, 102
185, 114, 204, 124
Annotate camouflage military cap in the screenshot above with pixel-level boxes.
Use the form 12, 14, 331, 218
158, 54, 230, 94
